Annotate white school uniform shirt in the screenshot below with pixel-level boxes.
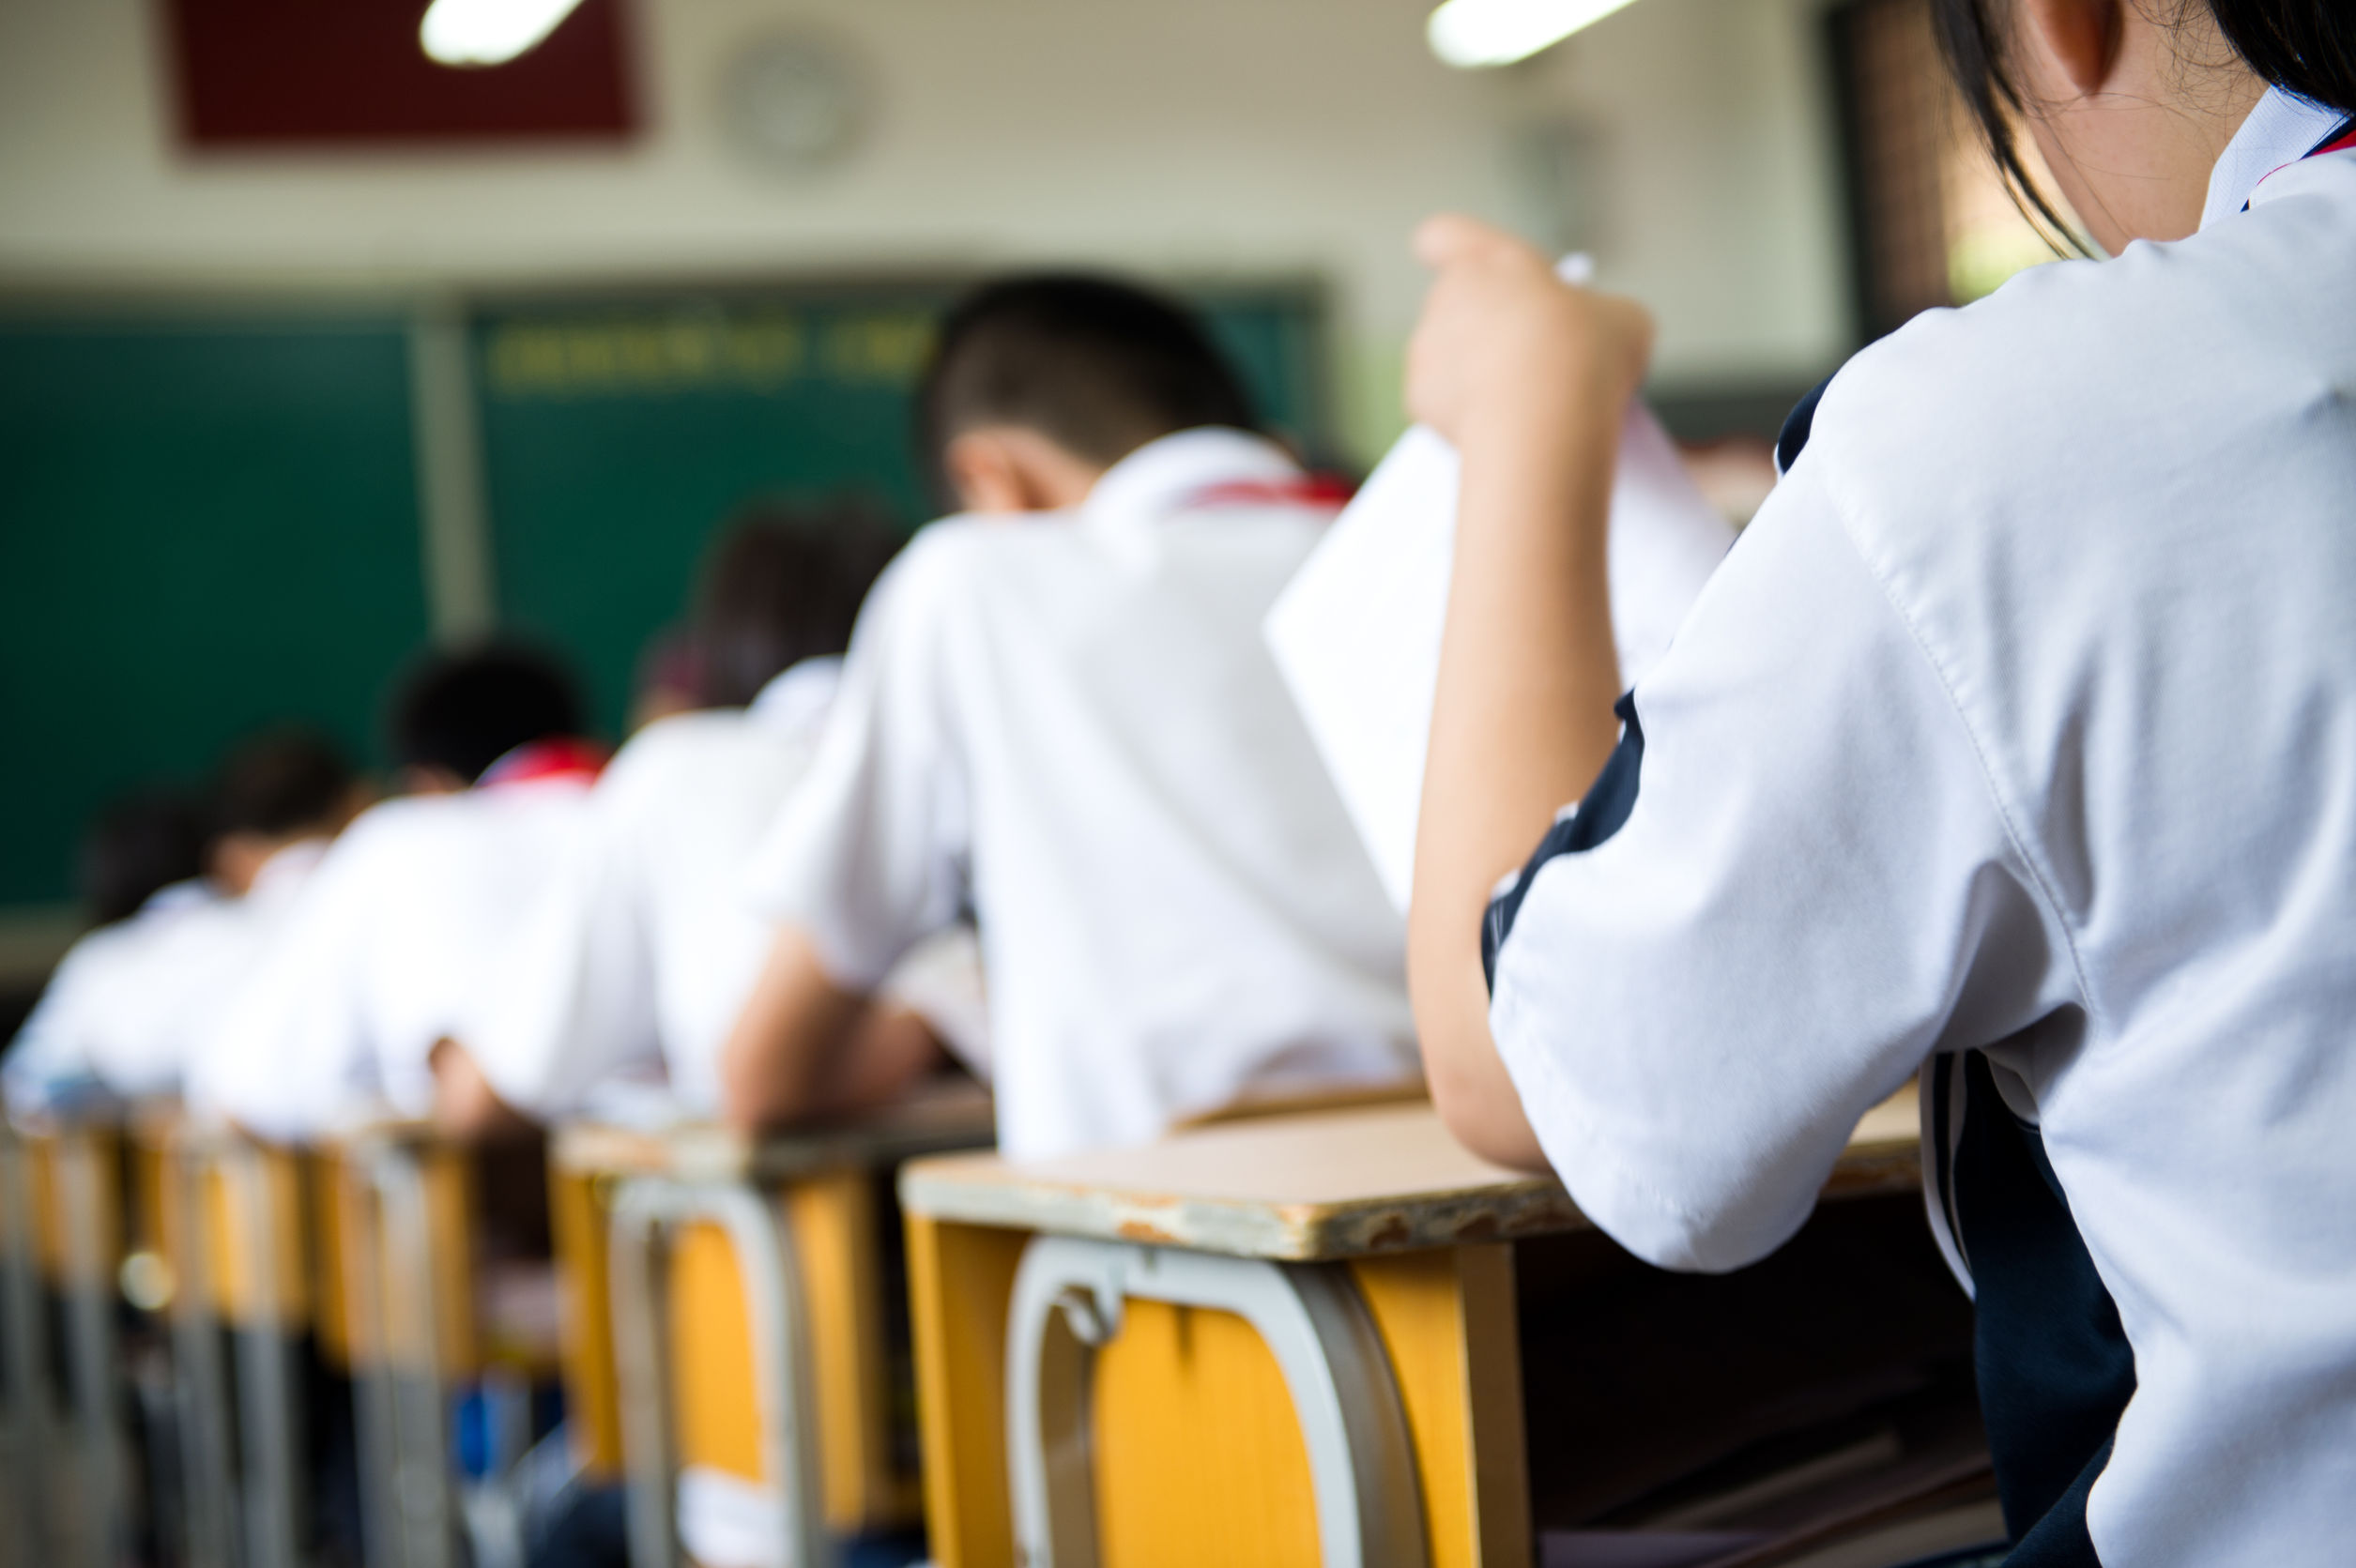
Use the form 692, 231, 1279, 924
4, 845, 325, 1111
1484, 91, 2356, 1567
190, 760, 596, 1141
468, 661, 988, 1121
745, 428, 1418, 1160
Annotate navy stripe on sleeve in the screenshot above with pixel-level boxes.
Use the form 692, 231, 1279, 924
1482, 692, 1645, 993
1775, 373, 1835, 476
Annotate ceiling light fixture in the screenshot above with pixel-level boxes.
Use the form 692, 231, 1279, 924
1426, 0, 1644, 69
420, 0, 589, 68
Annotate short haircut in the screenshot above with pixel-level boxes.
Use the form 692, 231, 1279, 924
387, 642, 587, 785
691, 500, 903, 709
916, 274, 1258, 503
81, 788, 208, 926
209, 728, 357, 841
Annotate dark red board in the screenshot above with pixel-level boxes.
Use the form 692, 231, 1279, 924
162, 0, 639, 146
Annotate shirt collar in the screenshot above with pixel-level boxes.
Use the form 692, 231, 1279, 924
1079, 427, 1304, 528
249, 837, 329, 902
2201, 85, 2351, 231
747, 656, 842, 741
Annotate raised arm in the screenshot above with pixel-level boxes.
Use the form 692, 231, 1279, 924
1402, 216, 1655, 1170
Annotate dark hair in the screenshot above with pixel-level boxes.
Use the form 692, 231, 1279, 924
210, 728, 357, 840
388, 642, 587, 784
691, 501, 903, 708
916, 274, 1258, 505
80, 788, 208, 926
1934, 0, 2356, 245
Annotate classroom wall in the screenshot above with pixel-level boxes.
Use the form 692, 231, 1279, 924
0, 0, 1854, 457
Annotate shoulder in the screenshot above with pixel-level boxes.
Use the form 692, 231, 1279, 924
596, 710, 786, 814
1809, 214, 2348, 535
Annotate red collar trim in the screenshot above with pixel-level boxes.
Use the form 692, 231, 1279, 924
1186, 474, 1358, 510
478, 737, 606, 790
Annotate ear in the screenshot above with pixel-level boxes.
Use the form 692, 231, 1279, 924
941, 427, 1107, 515
942, 430, 1038, 514
2017, 0, 2123, 98
400, 763, 468, 797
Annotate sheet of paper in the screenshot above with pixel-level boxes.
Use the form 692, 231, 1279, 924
1266, 400, 1735, 912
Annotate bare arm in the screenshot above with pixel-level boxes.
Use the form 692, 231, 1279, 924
429, 1037, 539, 1144
718, 926, 948, 1132
1402, 217, 1655, 1171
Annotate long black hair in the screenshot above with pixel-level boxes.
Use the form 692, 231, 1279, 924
1933, 0, 2356, 244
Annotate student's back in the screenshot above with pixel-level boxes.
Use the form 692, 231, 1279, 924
742, 277, 1415, 1157
472, 506, 942, 1119
7, 737, 354, 1111
192, 645, 597, 1140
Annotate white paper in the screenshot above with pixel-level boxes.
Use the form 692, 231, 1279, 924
1266, 399, 1734, 912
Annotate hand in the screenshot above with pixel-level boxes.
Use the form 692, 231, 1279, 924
1405, 215, 1655, 449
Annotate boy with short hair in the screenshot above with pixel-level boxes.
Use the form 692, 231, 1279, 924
191, 643, 600, 1141
6, 731, 360, 1111
723, 274, 1416, 1159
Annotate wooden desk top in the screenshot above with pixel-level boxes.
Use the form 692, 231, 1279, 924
552, 1074, 997, 1186
897, 1090, 1920, 1262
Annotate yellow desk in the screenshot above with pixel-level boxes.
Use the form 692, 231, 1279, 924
551, 1076, 995, 1568
899, 1093, 1986, 1568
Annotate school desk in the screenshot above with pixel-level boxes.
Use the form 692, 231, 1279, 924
897, 1090, 1986, 1568
548, 1074, 995, 1568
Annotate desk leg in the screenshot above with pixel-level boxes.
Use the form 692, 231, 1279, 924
373, 1149, 460, 1568
0, 1134, 60, 1566
225, 1145, 304, 1568
164, 1148, 237, 1568
56, 1134, 127, 1568
1002, 1238, 1429, 1568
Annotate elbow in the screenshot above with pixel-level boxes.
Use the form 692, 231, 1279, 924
716, 1029, 804, 1135
1428, 1058, 1552, 1173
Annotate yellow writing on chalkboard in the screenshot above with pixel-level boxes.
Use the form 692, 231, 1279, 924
483, 309, 937, 399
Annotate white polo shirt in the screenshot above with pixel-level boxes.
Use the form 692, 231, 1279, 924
190, 766, 595, 1141
5, 844, 324, 1112
745, 428, 1418, 1159
1485, 91, 2356, 1565
468, 661, 989, 1122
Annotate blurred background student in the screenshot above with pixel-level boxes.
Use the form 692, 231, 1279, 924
189, 643, 599, 1142
462, 498, 985, 1133
5, 731, 360, 1113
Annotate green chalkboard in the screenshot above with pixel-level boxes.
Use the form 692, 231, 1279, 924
0, 281, 1329, 911
475, 282, 1329, 735
0, 316, 432, 907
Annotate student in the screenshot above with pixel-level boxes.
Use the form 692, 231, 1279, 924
722, 275, 1416, 1158
1403, 1, 2356, 1561
191, 644, 599, 1142
5, 734, 359, 1112
464, 502, 980, 1127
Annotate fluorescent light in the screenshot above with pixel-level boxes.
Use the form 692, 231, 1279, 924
420, 0, 589, 68
1427, 0, 1644, 69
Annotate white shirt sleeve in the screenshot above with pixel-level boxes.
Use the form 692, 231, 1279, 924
1486, 461, 2079, 1272
744, 540, 972, 989
188, 836, 385, 1142
467, 776, 663, 1119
